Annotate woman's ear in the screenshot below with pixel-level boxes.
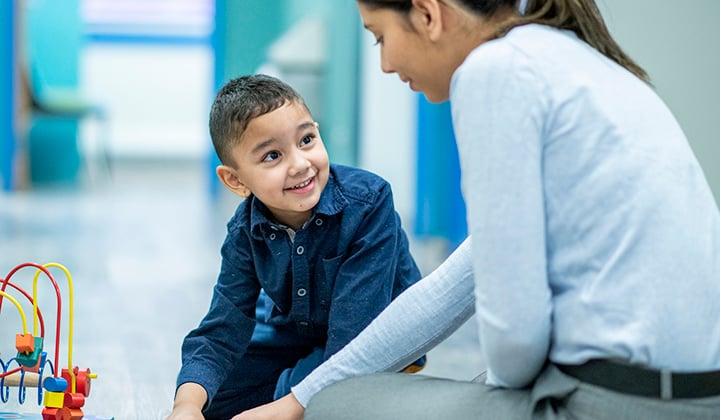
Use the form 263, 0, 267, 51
216, 165, 250, 198
411, 0, 444, 42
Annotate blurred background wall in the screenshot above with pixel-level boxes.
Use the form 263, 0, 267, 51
1, 0, 718, 249
598, 0, 720, 207
1, 0, 22, 191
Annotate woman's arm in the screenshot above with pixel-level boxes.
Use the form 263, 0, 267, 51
451, 44, 553, 387
234, 237, 475, 419
293, 237, 475, 405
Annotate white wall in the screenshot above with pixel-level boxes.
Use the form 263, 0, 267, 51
598, 0, 720, 202
80, 43, 213, 159
358, 30, 417, 222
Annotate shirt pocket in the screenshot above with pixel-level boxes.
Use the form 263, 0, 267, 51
319, 254, 343, 310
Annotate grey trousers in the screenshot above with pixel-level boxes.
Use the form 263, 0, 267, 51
305, 365, 720, 419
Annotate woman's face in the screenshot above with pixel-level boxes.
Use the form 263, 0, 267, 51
358, 2, 456, 103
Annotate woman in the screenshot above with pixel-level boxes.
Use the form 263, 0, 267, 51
236, 0, 720, 418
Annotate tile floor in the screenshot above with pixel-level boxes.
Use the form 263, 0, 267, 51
0, 160, 482, 419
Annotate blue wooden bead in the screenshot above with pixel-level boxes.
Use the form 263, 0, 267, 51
43, 376, 69, 392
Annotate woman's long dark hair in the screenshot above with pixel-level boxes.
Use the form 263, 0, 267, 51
357, 0, 650, 82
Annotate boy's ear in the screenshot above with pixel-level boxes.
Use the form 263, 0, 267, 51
411, 0, 444, 42
216, 165, 250, 198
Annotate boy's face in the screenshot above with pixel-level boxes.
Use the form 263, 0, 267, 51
217, 100, 330, 229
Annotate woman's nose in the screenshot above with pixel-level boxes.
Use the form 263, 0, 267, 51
380, 53, 393, 74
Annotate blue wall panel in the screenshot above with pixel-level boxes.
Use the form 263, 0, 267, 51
1, 0, 17, 190
415, 97, 467, 249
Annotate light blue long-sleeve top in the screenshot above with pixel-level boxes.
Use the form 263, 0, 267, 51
453, 23, 720, 387
291, 23, 720, 406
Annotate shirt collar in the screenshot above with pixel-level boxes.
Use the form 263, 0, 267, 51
248, 166, 349, 237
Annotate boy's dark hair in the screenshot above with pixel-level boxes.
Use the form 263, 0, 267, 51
209, 74, 310, 166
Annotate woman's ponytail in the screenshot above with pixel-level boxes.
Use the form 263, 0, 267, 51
500, 0, 650, 83
360, 0, 650, 83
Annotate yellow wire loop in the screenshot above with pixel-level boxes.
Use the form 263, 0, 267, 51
32, 263, 76, 393
0, 290, 29, 335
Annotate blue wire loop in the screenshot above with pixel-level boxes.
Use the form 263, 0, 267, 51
0, 357, 9, 403
0, 351, 52, 405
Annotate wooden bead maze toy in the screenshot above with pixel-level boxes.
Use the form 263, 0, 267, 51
1, 262, 109, 420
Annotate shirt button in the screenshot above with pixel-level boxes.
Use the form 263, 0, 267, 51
296, 246, 304, 255
297, 288, 307, 297
315, 218, 323, 226
269, 233, 276, 240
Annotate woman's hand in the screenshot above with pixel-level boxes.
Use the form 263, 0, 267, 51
232, 393, 304, 420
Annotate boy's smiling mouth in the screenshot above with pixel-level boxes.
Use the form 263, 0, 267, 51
286, 176, 315, 191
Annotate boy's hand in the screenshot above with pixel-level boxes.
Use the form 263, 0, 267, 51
166, 382, 208, 420
232, 393, 304, 420
165, 404, 204, 420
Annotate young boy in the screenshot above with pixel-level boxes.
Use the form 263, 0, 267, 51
168, 74, 423, 420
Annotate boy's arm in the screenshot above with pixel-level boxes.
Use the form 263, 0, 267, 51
166, 382, 208, 420
177, 289, 257, 400
175, 229, 260, 408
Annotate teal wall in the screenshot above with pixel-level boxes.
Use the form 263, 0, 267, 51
24, 0, 84, 186
214, 0, 285, 88
210, 0, 288, 193
211, 0, 361, 192
1, 0, 84, 189
322, 2, 360, 166
284, 2, 330, 23
281, 0, 360, 165
25, 0, 82, 89
217, 0, 360, 165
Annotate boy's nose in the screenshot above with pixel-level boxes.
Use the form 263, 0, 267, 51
288, 154, 311, 176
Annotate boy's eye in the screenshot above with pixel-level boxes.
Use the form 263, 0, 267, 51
262, 151, 280, 162
300, 135, 314, 146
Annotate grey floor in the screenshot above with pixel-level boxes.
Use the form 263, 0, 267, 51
0, 160, 482, 419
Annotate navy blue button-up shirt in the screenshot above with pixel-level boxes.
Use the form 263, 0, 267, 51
177, 165, 421, 400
